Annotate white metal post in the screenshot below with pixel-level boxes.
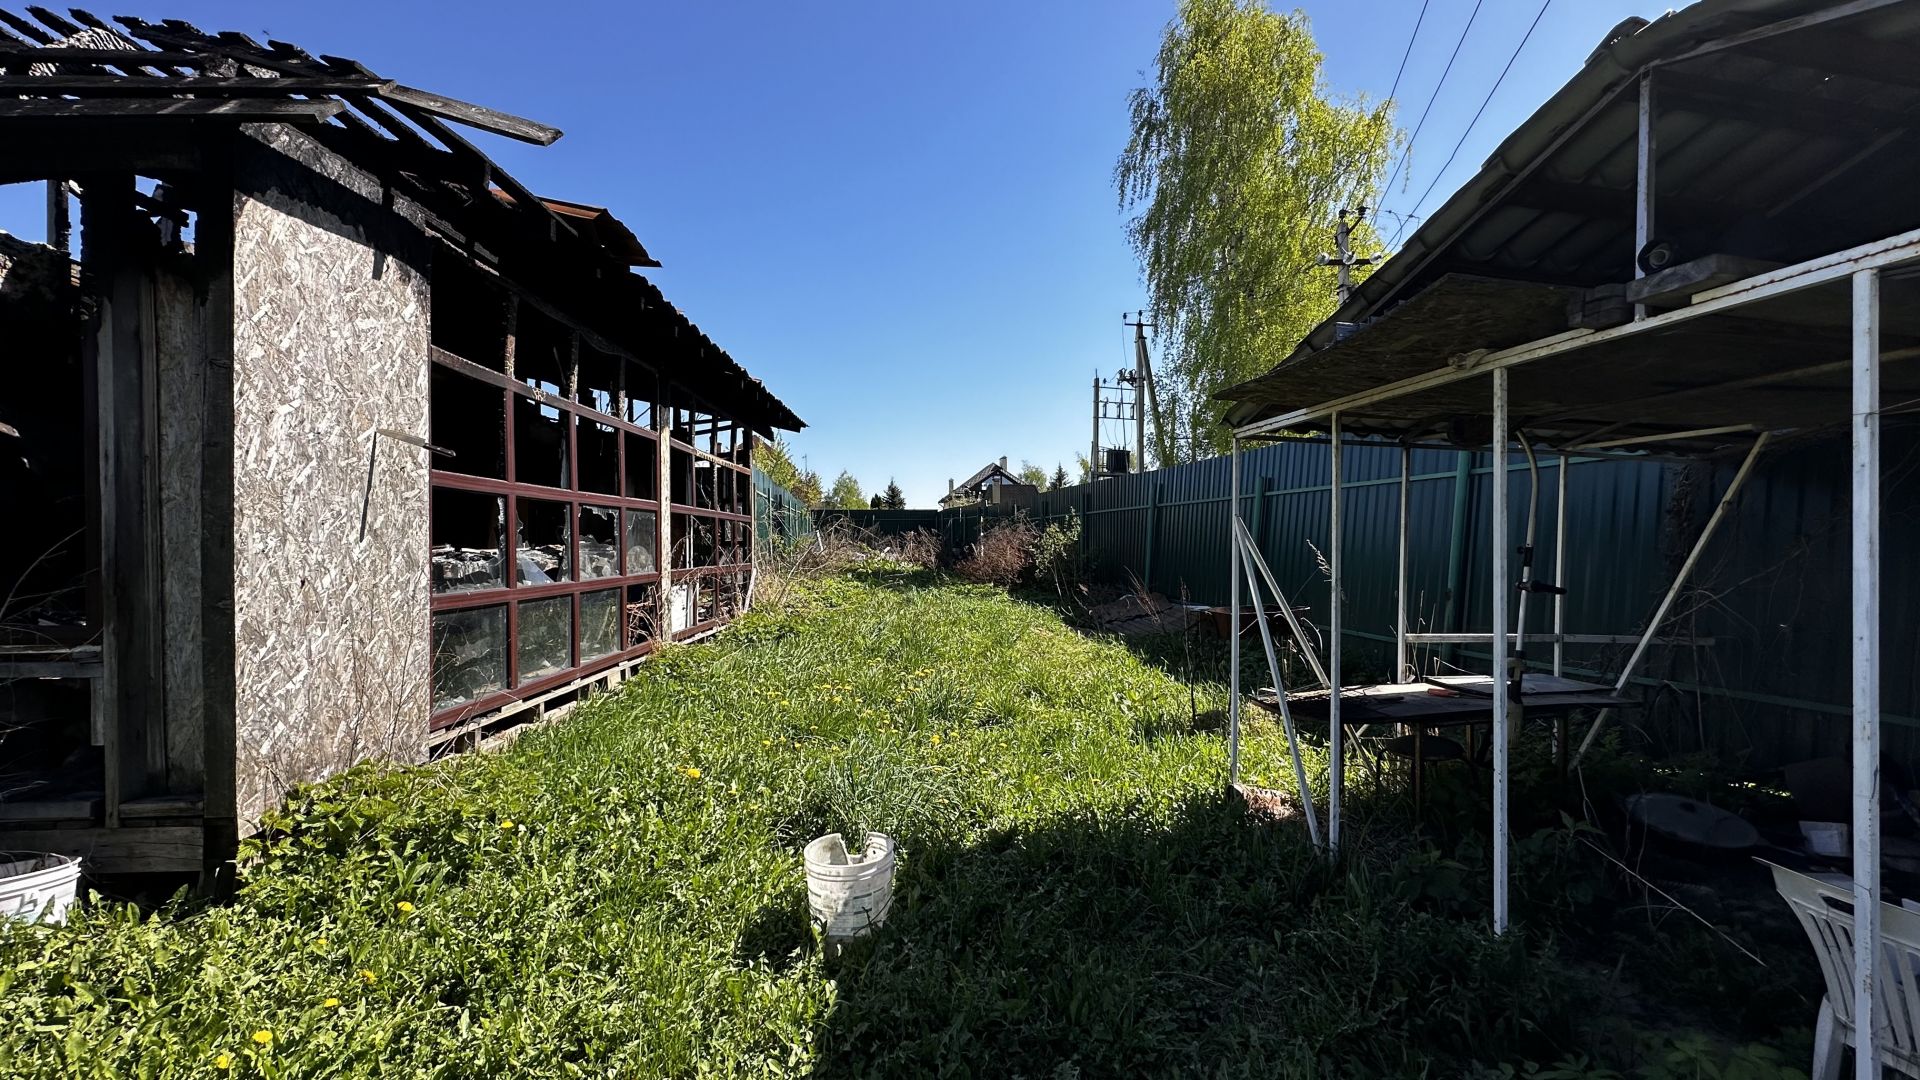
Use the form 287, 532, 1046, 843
1397, 444, 1412, 682
1852, 267, 1882, 1079
1229, 436, 1243, 787
1235, 532, 1324, 850
1634, 71, 1655, 322
1491, 368, 1511, 935
1572, 431, 1773, 764
1328, 416, 1344, 855
1234, 518, 1330, 689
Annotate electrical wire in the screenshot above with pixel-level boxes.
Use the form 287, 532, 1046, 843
1385, 0, 1434, 105
1386, 0, 1555, 250
1377, 0, 1487, 231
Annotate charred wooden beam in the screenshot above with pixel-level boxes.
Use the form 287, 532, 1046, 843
0, 96, 343, 119
0, 74, 393, 93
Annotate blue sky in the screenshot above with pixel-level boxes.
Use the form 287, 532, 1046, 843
0, 0, 1671, 506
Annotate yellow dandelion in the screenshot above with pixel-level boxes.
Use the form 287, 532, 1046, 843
214, 1052, 233, 1071
683, 766, 702, 780
499, 819, 516, 830
252, 1029, 273, 1046
315, 936, 328, 948
359, 969, 378, 984
323, 997, 341, 1008
761, 738, 772, 746
396, 900, 415, 914
930, 734, 942, 745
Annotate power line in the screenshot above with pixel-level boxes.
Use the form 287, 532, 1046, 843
1378, 0, 1487, 223
1385, 0, 1434, 105
1387, 0, 1554, 249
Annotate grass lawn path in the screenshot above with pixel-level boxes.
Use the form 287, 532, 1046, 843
1, 567, 1577, 1078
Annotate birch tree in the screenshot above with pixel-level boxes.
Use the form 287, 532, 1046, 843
1118, 0, 1396, 460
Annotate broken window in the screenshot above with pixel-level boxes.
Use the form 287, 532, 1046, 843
432, 605, 508, 710
626, 582, 660, 646
579, 343, 619, 418
515, 303, 571, 397
623, 432, 657, 499
579, 505, 619, 579
679, 449, 702, 507
578, 419, 618, 494
512, 394, 570, 489
431, 489, 505, 593
516, 499, 571, 584
624, 509, 658, 576
581, 588, 620, 660
430, 253, 509, 370
516, 596, 571, 683
626, 361, 656, 428
430, 366, 506, 480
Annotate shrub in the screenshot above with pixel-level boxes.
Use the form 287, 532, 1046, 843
1032, 511, 1082, 592
954, 519, 1036, 585
895, 529, 941, 570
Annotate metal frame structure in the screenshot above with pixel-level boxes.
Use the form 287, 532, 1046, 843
1216, 5, 1920, 1069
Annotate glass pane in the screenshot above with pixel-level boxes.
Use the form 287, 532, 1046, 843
581, 588, 619, 660
516, 499, 571, 584
432, 488, 505, 594
580, 505, 619, 579
432, 606, 506, 711
624, 509, 658, 575
516, 596, 572, 683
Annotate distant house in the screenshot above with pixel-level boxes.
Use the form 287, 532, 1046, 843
940, 457, 1038, 509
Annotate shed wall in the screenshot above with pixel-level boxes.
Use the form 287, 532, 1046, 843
229, 127, 431, 827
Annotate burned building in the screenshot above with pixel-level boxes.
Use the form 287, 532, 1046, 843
0, 11, 802, 875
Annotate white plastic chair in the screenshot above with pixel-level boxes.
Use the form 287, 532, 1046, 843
1763, 859, 1920, 1078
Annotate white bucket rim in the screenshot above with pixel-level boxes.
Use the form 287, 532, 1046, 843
0, 852, 81, 878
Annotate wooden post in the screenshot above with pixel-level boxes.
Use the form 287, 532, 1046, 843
83, 174, 163, 823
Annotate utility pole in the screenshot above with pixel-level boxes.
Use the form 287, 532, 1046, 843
1123, 311, 1164, 473
1317, 207, 1377, 306
1089, 374, 1101, 483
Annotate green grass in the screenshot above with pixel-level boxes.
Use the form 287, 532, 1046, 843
0, 565, 1804, 1077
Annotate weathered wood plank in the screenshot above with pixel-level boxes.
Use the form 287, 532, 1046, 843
0, 825, 203, 872
0, 74, 392, 93
0, 97, 342, 119
378, 83, 561, 146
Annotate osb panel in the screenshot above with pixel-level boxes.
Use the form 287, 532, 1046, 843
156, 263, 207, 791
230, 126, 431, 828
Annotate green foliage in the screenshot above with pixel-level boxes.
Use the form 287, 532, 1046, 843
827, 470, 865, 510
1032, 511, 1083, 592
756, 435, 823, 508
878, 479, 907, 511
1016, 460, 1048, 488
1117, 0, 1397, 461
0, 574, 1810, 1077
1048, 464, 1069, 491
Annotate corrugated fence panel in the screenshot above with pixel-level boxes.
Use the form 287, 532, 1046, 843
753, 468, 816, 547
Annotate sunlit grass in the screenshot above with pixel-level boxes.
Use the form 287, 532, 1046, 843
2, 564, 1747, 1077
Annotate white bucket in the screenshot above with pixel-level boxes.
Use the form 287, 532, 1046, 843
804, 832, 895, 941
0, 853, 82, 925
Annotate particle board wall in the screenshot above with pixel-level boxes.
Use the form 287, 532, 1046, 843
229, 126, 431, 827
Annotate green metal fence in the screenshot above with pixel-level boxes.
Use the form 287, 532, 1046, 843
753, 468, 816, 548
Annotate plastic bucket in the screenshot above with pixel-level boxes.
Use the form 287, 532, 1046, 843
0, 853, 82, 925
804, 832, 895, 941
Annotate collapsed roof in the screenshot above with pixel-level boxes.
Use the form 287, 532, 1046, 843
0, 6, 803, 434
